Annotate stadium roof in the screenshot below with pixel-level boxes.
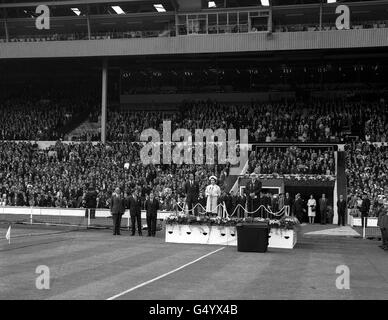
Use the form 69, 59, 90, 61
0, 0, 178, 10
0, 0, 382, 8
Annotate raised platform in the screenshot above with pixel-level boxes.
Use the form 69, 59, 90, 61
165, 224, 297, 249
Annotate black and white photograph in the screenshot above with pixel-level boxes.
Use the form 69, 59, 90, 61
0, 0, 387, 311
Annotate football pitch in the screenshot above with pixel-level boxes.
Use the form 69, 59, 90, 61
1, 224, 387, 300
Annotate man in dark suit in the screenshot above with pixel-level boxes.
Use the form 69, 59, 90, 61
223, 192, 233, 217
84, 185, 97, 220
377, 200, 388, 250
264, 192, 273, 218
271, 194, 279, 213
359, 193, 371, 228
184, 173, 199, 215
284, 192, 293, 216
319, 194, 328, 224
128, 189, 142, 236
293, 193, 305, 223
110, 187, 124, 236
245, 173, 262, 217
337, 194, 347, 226
145, 192, 159, 237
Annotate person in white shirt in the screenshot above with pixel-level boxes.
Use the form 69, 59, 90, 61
0, 194, 7, 206
307, 194, 316, 224
205, 176, 221, 216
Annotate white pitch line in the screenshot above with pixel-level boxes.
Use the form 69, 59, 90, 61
106, 246, 225, 300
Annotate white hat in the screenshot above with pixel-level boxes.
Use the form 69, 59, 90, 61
250, 172, 257, 178
209, 176, 217, 181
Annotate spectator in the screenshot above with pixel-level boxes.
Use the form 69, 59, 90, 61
359, 193, 371, 228
307, 194, 316, 224
337, 194, 347, 226
319, 194, 328, 225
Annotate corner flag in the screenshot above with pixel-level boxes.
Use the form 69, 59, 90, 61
5, 225, 11, 244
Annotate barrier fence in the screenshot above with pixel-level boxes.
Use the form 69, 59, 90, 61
349, 215, 380, 239
0, 206, 171, 231
176, 202, 286, 219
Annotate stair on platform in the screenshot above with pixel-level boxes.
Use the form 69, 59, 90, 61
224, 158, 249, 193
65, 116, 101, 141
223, 175, 239, 193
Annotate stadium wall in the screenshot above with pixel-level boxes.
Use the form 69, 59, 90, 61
1, 28, 388, 59
0, 206, 171, 220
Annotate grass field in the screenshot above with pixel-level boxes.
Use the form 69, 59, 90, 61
0, 223, 387, 300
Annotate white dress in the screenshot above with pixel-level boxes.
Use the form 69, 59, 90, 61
205, 184, 221, 214
307, 199, 316, 217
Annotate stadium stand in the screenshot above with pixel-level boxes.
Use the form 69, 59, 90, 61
106, 99, 387, 143
249, 146, 335, 175
346, 142, 388, 208
0, 141, 227, 209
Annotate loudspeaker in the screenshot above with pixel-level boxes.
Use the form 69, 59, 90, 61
236, 222, 269, 253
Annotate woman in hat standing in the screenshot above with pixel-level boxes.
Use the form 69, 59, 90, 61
307, 194, 316, 224
205, 176, 221, 216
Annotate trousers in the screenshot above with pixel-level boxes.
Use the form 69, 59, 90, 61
380, 228, 388, 246
131, 213, 142, 234
147, 214, 157, 236
112, 213, 122, 235
338, 211, 346, 226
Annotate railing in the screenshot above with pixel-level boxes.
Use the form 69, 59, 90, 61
4, 29, 174, 43
238, 173, 336, 182
177, 23, 252, 35
1, 20, 387, 44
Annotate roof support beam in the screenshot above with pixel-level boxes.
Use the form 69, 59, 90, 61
0, 0, 161, 9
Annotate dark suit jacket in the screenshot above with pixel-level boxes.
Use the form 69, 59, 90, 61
245, 179, 262, 200
319, 198, 328, 212
145, 199, 159, 217
237, 195, 246, 208
284, 196, 293, 206
128, 196, 142, 216
85, 190, 97, 208
110, 194, 124, 215
184, 180, 199, 201
360, 198, 371, 215
294, 198, 304, 216
337, 199, 347, 214
264, 196, 272, 208
377, 207, 388, 228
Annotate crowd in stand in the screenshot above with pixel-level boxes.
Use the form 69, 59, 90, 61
346, 142, 388, 211
1, 98, 386, 143
0, 141, 226, 210
0, 95, 97, 141
107, 110, 180, 142
275, 20, 388, 33
0, 98, 387, 221
249, 146, 335, 175
0, 99, 74, 140
107, 100, 387, 143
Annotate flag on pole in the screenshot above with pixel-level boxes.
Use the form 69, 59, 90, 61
5, 225, 11, 244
